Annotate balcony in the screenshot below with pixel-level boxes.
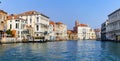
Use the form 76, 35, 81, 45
35, 22, 41, 25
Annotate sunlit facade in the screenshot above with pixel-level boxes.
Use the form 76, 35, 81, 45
18, 11, 50, 37
55, 22, 68, 40
6, 15, 27, 40
74, 20, 96, 40
0, 10, 7, 38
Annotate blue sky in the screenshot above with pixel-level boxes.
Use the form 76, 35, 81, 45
1, 0, 120, 29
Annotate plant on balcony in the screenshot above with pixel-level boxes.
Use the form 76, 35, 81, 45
6, 29, 13, 37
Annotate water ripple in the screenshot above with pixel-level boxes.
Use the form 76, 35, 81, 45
0, 40, 120, 61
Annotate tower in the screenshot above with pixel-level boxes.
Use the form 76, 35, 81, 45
74, 20, 80, 33
75, 20, 79, 26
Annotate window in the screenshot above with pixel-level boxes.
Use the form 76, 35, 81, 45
18, 31, 20, 34
15, 20, 19, 22
30, 18, 32, 23
83, 29, 86, 33
30, 25, 32, 27
21, 24, 24, 29
16, 23, 19, 29
10, 24, 12, 29
16, 23, 17, 28
4, 16, 6, 19
26, 18, 28, 23
37, 17, 39, 22
37, 34, 39, 37
90, 29, 92, 32
10, 20, 12, 22
36, 25, 39, 31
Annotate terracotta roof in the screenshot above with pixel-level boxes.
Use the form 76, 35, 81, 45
7, 14, 18, 20
56, 22, 63, 25
78, 24, 88, 27
7, 14, 25, 20
0, 10, 7, 14
18, 10, 49, 18
50, 21, 55, 25
18, 11, 40, 16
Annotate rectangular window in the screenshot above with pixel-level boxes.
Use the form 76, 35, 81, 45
30, 18, 32, 23
15, 20, 19, 22
36, 25, 39, 31
10, 24, 12, 29
37, 34, 39, 37
10, 20, 12, 22
16, 23, 17, 28
26, 18, 28, 23
30, 25, 32, 27
16, 23, 19, 29
21, 25, 23, 29
4, 16, 6, 20
37, 17, 39, 22
18, 31, 20, 34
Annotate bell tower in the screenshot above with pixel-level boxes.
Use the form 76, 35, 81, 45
75, 20, 79, 26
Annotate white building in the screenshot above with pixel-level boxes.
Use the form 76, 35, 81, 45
6, 15, 27, 41
49, 21, 56, 41
78, 25, 96, 40
106, 8, 120, 41
74, 20, 96, 40
18, 11, 50, 38
55, 22, 68, 40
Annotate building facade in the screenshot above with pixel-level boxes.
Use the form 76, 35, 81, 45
74, 20, 96, 40
0, 10, 7, 22
106, 8, 120, 41
67, 30, 78, 40
101, 20, 108, 40
6, 15, 27, 41
54, 22, 68, 41
94, 28, 101, 40
18, 11, 50, 38
77, 26, 96, 40
0, 10, 7, 38
49, 21, 56, 41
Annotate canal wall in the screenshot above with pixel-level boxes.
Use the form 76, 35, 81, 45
1, 37, 22, 43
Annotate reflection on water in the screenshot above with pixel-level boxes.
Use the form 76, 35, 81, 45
0, 40, 120, 61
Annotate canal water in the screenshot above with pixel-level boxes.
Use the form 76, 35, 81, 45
0, 40, 120, 61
